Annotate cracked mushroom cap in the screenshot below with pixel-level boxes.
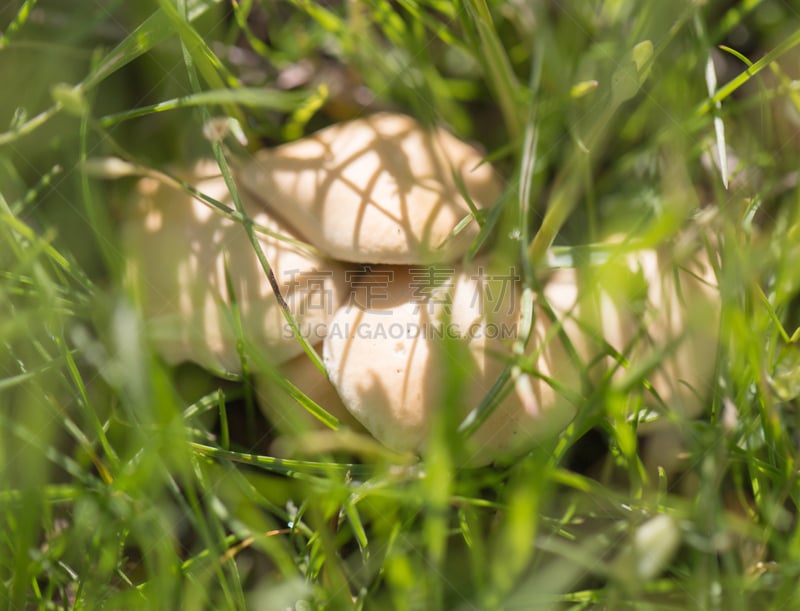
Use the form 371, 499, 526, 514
123, 160, 346, 374
237, 112, 501, 265
322, 264, 581, 466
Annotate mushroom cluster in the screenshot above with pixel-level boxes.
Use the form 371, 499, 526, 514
124, 112, 719, 466
123, 159, 345, 374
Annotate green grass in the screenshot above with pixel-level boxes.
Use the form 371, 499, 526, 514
2, 0, 800, 608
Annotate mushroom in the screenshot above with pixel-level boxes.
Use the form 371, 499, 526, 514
543, 244, 719, 420
625, 245, 719, 420
322, 263, 581, 466
123, 117, 719, 469
540, 243, 719, 475
123, 159, 346, 375
236, 112, 502, 264
321, 243, 718, 466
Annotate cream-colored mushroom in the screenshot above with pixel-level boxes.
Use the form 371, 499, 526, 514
543, 244, 719, 421
321, 243, 718, 466
236, 112, 501, 264
123, 159, 345, 374
627, 246, 719, 420
322, 264, 581, 466
123, 130, 718, 468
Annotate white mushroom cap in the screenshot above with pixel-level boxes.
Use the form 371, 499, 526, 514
322, 264, 580, 465
237, 112, 501, 264
123, 160, 346, 374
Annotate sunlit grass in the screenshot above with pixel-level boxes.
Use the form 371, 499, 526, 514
2, 0, 800, 608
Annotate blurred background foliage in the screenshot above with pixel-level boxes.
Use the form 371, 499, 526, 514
2, 0, 800, 608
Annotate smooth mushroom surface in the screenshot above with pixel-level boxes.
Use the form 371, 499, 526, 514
322, 264, 581, 466
123, 159, 346, 375
237, 112, 501, 265
322, 244, 719, 466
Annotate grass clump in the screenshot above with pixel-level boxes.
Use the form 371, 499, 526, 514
2, 0, 800, 609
